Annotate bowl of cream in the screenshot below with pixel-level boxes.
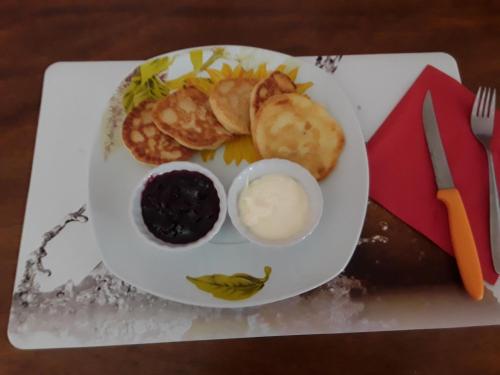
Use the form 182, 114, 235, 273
228, 159, 323, 247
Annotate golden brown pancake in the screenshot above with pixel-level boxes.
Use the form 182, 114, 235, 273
152, 87, 231, 150
209, 78, 257, 135
249, 71, 296, 137
122, 101, 193, 165
253, 93, 345, 180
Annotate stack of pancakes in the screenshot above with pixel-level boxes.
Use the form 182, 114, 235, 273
122, 69, 344, 181
122, 87, 231, 165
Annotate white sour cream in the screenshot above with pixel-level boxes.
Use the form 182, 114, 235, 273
238, 174, 310, 241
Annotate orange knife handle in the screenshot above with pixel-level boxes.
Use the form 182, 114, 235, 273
437, 188, 484, 300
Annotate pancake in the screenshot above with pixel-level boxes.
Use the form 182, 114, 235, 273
253, 93, 344, 180
122, 101, 193, 165
249, 71, 296, 137
209, 78, 257, 135
153, 86, 231, 150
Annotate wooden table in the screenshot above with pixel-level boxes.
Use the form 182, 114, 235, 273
1, 0, 499, 373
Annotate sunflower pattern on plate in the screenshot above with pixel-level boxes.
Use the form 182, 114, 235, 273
111, 48, 314, 166
186, 54, 314, 165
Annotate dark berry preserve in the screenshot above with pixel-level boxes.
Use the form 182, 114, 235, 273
140, 170, 220, 245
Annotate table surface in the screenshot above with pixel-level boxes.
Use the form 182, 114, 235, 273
1, 0, 500, 373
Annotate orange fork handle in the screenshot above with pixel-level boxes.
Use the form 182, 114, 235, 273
437, 188, 484, 300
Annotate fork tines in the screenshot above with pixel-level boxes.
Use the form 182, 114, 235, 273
473, 87, 497, 118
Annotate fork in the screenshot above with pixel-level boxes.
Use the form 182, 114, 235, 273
471, 87, 500, 273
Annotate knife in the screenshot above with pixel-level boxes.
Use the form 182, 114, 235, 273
422, 91, 484, 300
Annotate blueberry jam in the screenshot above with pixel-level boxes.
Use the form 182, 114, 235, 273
140, 170, 220, 245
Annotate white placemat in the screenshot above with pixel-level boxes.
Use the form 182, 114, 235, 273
11, 53, 500, 350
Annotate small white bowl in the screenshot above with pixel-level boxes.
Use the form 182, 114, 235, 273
228, 159, 323, 248
131, 162, 227, 251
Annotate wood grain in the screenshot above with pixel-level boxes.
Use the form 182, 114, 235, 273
1, 0, 499, 373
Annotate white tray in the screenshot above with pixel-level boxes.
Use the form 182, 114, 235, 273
12, 53, 498, 351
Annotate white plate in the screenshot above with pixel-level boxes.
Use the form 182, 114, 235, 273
88, 45, 369, 308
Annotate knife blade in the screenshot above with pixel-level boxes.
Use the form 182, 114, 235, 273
422, 92, 455, 189
422, 91, 484, 300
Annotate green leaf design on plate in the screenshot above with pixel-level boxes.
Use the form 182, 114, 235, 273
122, 57, 174, 113
198, 47, 226, 71
122, 48, 226, 113
186, 266, 272, 301
139, 57, 173, 82
189, 49, 203, 71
